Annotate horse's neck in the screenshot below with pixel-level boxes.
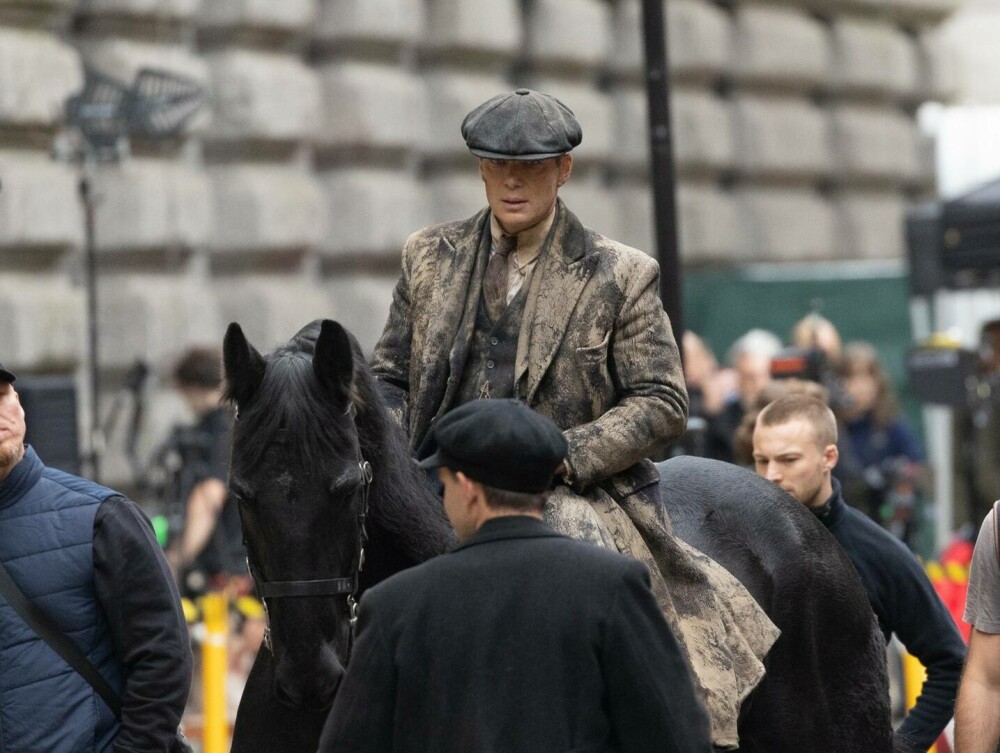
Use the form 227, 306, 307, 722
357, 399, 455, 567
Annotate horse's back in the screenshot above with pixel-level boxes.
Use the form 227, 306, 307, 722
658, 456, 893, 753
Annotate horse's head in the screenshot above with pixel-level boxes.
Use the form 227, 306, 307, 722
223, 318, 369, 709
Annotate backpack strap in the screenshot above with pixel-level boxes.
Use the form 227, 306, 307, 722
0, 558, 122, 717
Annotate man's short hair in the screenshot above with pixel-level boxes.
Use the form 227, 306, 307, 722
173, 347, 222, 390
757, 393, 838, 448
482, 484, 547, 513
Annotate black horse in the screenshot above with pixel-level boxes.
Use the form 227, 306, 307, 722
224, 319, 895, 753
661, 455, 896, 753
223, 319, 455, 752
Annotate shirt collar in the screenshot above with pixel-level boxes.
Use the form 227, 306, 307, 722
0, 445, 44, 511
489, 204, 557, 265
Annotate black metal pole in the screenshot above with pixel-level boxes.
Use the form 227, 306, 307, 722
640, 0, 684, 341
80, 171, 101, 482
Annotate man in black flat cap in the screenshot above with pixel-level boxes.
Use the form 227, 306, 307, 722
318, 399, 713, 753
370, 90, 775, 746
0, 362, 191, 752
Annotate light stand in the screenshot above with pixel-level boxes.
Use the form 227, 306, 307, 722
63, 66, 204, 482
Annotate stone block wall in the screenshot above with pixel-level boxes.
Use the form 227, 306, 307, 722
0, 0, 957, 483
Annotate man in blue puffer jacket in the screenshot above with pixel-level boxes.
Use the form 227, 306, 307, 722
0, 361, 192, 752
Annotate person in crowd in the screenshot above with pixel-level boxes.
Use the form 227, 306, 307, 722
679, 332, 735, 457
169, 347, 245, 594
791, 312, 843, 366
706, 328, 782, 462
752, 394, 965, 753
318, 399, 713, 753
835, 342, 925, 535
954, 503, 1000, 752
0, 361, 191, 751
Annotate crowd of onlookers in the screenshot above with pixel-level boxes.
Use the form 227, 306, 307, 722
680, 314, 926, 545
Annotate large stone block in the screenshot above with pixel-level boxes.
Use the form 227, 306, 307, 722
424, 173, 486, 226
854, 0, 961, 23
524, 0, 611, 74
736, 188, 836, 261
677, 184, 740, 262
210, 165, 325, 253
614, 182, 653, 256
215, 278, 333, 351
199, 0, 316, 31
836, 191, 906, 259
91, 158, 213, 252
81, 0, 199, 21
317, 62, 421, 153
320, 169, 426, 257
314, 0, 423, 48
0, 275, 84, 369
733, 96, 832, 180
419, 71, 511, 159
731, 5, 831, 90
97, 275, 222, 368
423, 0, 521, 60
206, 51, 320, 143
832, 19, 920, 100
0, 29, 82, 129
327, 274, 396, 355
614, 87, 733, 174
918, 28, 959, 102
831, 106, 920, 183
526, 78, 614, 166
560, 177, 620, 240
612, 0, 731, 82
0, 151, 83, 250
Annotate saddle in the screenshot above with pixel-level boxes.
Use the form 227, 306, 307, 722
545, 478, 779, 751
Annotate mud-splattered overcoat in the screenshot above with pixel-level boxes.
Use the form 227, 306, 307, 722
370, 199, 688, 489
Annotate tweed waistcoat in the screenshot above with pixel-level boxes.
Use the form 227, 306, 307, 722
454, 284, 528, 406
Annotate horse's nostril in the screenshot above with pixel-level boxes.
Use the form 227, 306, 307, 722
273, 650, 345, 709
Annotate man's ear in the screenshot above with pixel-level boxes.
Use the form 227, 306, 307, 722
455, 472, 480, 505
478, 158, 487, 184
823, 443, 840, 473
557, 153, 573, 187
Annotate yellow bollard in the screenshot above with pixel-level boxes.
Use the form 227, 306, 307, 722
902, 652, 938, 753
201, 592, 229, 753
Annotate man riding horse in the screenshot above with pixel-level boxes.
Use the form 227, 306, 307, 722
370, 89, 777, 748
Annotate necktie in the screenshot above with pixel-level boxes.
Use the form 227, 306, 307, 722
483, 234, 516, 323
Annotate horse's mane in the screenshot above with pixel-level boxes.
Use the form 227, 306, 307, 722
227, 321, 453, 564
349, 345, 456, 562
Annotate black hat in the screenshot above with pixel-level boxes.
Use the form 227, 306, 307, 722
419, 399, 567, 494
461, 89, 583, 161
0, 362, 15, 383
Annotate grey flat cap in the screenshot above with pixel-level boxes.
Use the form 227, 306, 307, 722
461, 89, 582, 160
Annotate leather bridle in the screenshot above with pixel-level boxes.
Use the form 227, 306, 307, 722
237, 403, 374, 655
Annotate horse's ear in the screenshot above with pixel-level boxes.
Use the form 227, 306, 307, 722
313, 319, 353, 402
223, 322, 266, 406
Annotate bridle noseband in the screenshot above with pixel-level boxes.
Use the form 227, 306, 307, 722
239, 402, 374, 655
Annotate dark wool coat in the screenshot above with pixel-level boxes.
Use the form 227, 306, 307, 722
317, 516, 714, 753
370, 199, 688, 496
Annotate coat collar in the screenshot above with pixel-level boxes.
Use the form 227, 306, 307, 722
452, 515, 564, 553
0, 445, 44, 511
813, 477, 847, 531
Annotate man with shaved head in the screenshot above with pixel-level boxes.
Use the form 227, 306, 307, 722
753, 394, 964, 753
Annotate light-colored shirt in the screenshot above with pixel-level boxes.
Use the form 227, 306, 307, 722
965, 508, 1000, 633
489, 206, 556, 305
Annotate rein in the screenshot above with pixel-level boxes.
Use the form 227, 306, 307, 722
238, 402, 374, 655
